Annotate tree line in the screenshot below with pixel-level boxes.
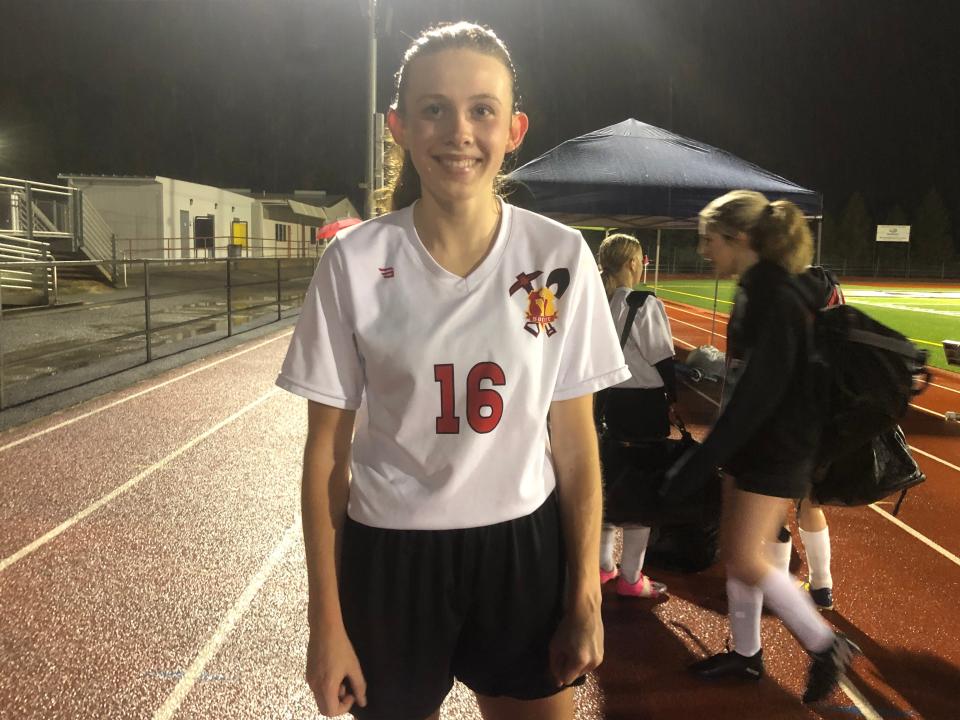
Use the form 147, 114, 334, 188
822, 188, 956, 272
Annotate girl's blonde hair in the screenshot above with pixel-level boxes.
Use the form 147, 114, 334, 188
383, 21, 520, 212
597, 233, 642, 298
698, 190, 813, 274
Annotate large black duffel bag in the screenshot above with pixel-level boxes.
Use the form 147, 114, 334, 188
601, 419, 720, 528
812, 424, 925, 513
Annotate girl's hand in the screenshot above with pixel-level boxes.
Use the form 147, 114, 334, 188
548, 598, 604, 687
306, 624, 367, 714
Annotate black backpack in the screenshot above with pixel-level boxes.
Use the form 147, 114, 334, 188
790, 268, 931, 466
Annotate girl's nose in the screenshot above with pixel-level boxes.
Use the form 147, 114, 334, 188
448, 111, 474, 146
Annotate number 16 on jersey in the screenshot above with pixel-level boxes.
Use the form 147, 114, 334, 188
434, 363, 505, 434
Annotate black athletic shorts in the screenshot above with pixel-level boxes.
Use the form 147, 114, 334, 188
339, 492, 583, 720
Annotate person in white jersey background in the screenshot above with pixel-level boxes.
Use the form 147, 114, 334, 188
276, 22, 629, 720
595, 234, 676, 599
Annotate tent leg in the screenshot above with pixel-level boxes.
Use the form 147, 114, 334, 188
816, 216, 823, 266
653, 230, 661, 292
710, 275, 720, 346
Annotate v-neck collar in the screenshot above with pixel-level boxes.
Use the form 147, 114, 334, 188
402, 200, 512, 292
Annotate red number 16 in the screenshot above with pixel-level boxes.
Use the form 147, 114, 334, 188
434, 362, 505, 434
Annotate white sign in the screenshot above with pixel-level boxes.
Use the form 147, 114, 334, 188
876, 225, 911, 243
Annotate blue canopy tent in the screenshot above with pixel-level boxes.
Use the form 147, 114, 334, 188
508, 119, 823, 275
508, 118, 823, 343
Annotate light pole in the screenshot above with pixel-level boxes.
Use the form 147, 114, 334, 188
365, 0, 377, 219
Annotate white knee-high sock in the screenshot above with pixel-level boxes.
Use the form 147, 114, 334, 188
600, 525, 617, 571
726, 576, 762, 656
799, 527, 833, 590
766, 535, 792, 575
620, 526, 651, 583
758, 568, 834, 653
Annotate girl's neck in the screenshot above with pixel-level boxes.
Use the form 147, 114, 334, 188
734, 249, 761, 277
413, 192, 502, 278
610, 271, 634, 290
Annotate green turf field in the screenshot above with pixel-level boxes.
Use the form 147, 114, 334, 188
645, 278, 960, 373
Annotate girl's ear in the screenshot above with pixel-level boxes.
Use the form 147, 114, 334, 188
386, 108, 406, 148
505, 112, 529, 153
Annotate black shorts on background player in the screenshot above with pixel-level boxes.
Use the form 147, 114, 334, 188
339, 493, 583, 720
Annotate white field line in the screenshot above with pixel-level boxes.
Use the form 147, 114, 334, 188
0, 390, 278, 574
152, 519, 301, 720
0, 331, 293, 454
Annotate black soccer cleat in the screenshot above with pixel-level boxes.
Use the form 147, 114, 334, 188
689, 648, 764, 681
803, 632, 860, 703
810, 586, 834, 611
801, 581, 834, 610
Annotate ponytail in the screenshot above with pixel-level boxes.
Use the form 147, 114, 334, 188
699, 190, 812, 274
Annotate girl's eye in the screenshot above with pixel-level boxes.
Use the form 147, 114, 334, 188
474, 105, 495, 118
423, 104, 442, 116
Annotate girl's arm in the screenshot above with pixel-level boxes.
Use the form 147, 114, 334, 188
547, 393, 604, 686
302, 400, 367, 713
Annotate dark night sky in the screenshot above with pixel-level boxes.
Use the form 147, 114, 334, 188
2, 0, 959, 225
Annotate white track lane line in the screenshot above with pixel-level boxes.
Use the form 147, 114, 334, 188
910, 446, 960, 473
868, 505, 960, 568
0, 331, 293, 454
0, 390, 278, 574
666, 303, 730, 326
930, 381, 960, 396
669, 317, 717, 336
152, 519, 301, 720
909, 403, 950, 419
838, 678, 883, 720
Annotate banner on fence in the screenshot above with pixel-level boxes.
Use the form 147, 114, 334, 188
876, 225, 911, 243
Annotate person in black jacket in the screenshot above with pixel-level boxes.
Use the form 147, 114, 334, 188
667, 191, 858, 705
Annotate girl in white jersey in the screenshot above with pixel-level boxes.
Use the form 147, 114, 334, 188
277, 22, 629, 720
595, 234, 675, 599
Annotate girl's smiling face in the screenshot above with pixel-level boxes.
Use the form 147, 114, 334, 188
387, 48, 528, 206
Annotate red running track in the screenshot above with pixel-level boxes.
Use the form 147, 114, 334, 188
0, 321, 956, 719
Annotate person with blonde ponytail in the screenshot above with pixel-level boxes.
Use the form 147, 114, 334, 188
595, 233, 676, 599
277, 21, 629, 720
666, 191, 858, 704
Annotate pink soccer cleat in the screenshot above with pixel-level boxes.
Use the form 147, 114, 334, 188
600, 566, 620, 584
615, 572, 668, 598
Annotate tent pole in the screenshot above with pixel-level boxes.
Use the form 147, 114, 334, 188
710, 275, 719, 346
816, 215, 823, 266
654, 230, 661, 292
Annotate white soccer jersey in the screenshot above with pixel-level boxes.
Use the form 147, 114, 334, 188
608, 286, 675, 390
277, 202, 630, 530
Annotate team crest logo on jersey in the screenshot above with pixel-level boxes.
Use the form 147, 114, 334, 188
509, 268, 570, 337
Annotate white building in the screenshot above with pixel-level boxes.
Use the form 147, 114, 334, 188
59, 175, 357, 260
